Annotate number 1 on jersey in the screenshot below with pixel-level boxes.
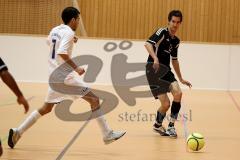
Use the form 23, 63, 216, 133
52, 39, 56, 59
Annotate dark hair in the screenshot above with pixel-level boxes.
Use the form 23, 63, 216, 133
168, 10, 182, 22
61, 7, 80, 24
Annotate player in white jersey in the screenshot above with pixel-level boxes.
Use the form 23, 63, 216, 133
45, 20, 89, 103
8, 7, 125, 149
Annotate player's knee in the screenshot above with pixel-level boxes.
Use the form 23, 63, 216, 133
45, 107, 53, 113
162, 100, 171, 109
39, 106, 53, 115
0, 70, 5, 77
0, 70, 9, 78
173, 91, 182, 101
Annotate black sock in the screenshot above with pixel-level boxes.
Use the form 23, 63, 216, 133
154, 111, 166, 127
169, 101, 181, 127
170, 101, 181, 120
168, 122, 174, 127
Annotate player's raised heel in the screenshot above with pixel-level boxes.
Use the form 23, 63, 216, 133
103, 130, 126, 145
8, 128, 21, 149
166, 126, 177, 138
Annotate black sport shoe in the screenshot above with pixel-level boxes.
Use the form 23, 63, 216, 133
0, 139, 3, 156
153, 124, 169, 136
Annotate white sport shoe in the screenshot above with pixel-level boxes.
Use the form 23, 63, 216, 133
103, 130, 126, 145
166, 126, 177, 138
8, 128, 21, 149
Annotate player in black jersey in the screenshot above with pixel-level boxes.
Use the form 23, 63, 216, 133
0, 57, 29, 156
145, 10, 192, 138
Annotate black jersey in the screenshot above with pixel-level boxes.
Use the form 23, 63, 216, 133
146, 27, 180, 68
0, 57, 8, 72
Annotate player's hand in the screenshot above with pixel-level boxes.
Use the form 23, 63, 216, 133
153, 59, 160, 73
73, 36, 78, 43
17, 95, 29, 114
180, 79, 192, 88
75, 67, 85, 76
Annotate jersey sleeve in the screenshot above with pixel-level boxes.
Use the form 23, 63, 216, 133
56, 31, 74, 55
171, 40, 180, 60
146, 28, 165, 45
0, 57, 8, 72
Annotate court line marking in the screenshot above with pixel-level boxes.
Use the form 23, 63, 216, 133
181, 96, 190, 152
227, 91, 240, 112
0, 96, 35, 107
55, 115, 92, 160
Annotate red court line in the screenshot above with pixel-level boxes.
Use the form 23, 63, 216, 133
227, 91, 240, 112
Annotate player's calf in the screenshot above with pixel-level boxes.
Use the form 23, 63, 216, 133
153, 111, 168, 136
38, 103, 54, 115
173, 92, 182, 102
166, 101, 181, 138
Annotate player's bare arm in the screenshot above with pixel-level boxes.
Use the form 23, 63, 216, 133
58, 54, 85, 76
172, 59, 192, 88
0, 70, 29, 113
144, 42, 160, 72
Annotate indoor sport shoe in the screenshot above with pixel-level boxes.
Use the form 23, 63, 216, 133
166, 126, 177, 138
153, 125, 169, 136
8, 128, 21, 149
103, 130, 126, 144
0, 139, 3, 156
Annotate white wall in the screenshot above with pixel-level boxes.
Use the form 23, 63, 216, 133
229, 45, 240, 90
0, 35, 239, 90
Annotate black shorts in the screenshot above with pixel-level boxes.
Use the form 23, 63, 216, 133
0, 58, 8, 73
146, 63, 177, 99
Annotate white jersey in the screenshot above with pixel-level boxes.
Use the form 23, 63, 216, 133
47, 24, 75, 75
45, 24, 90, 103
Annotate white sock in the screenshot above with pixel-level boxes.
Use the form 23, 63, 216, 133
17, 110, 42, 136
93, 108, 112, 137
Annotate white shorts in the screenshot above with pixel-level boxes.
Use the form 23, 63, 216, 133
45, 74, 90, 103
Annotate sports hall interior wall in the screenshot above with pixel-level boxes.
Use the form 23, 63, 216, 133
0, 35, 240, 90
0, 0, 240, 43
